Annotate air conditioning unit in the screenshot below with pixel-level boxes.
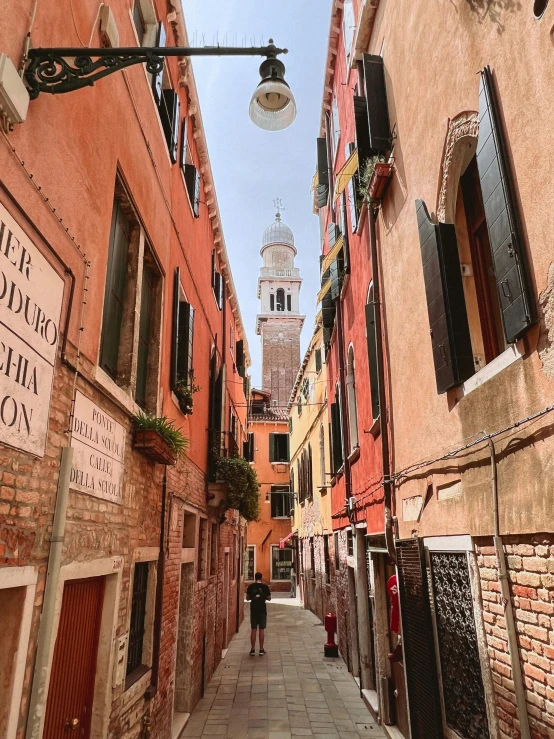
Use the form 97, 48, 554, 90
348, 496, 356, 512
0, 54, 29, 125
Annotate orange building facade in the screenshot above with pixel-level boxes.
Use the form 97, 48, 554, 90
0, 1, 251, 737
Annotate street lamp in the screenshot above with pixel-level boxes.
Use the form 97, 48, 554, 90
23, 39, 296, 131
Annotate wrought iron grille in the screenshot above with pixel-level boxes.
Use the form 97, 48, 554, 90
127, 562, 149, 675
430, 552, 489, 739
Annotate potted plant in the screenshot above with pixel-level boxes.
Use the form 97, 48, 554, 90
215, 455, 260, 522
173, 373, 200, 416
132, 412, 188, 465
361, 154, 394, 203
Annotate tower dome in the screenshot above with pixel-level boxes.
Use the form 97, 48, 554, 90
262, 212, 294, 248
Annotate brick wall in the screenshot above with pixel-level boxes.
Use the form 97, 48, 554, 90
476, 535, 554, 739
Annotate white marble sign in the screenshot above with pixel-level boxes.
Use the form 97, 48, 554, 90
0, 202, 64, 456
70, 391, 125, 504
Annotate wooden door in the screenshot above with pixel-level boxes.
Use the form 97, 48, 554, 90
44, 577, 105, 739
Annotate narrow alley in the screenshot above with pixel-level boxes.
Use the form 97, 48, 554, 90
183, 600, 384, 739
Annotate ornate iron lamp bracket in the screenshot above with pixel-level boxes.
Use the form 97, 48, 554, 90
25, 44, 287, 99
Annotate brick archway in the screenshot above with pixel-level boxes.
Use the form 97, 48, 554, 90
436, 111, 479, 224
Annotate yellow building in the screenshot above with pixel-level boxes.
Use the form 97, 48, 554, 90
288, 323, 334, 620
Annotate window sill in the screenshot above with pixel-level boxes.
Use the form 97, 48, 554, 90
271, 516, 290, 520
366, 416, 381, 438
348, 446, 360, 465
92, 366, 142, 418
124, 665, 151, 693
455, 342, 523, 400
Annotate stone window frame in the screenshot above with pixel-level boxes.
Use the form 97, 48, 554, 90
124, 548, 159, 692
422, 536, 498, 739
245, 544, 256, 582
96, 177, 163, 416
0, 566, 37, 738
270, 544, 292, 583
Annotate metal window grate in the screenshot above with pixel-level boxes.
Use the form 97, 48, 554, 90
127, 562, 149, 675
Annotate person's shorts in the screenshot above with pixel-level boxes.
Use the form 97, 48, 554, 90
250, 611, 267, 629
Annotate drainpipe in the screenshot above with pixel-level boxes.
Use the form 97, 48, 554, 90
25, 447, 73, 739
146, 465, 167, 698
488, 438, 530, 739
368, 205, 395, 564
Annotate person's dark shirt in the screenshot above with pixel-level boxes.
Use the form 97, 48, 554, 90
247, 582, 271, 615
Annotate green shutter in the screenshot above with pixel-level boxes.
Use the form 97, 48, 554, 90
269, 433, 276, 463
365, 299, 380, 420
100, 201, 129, 378
315, 348, 322, 373
180, 117, 188, 174
317, 137, 329, 208
170, 268, 180, 390
136, 270, 153, 407
285, 434, 290, 463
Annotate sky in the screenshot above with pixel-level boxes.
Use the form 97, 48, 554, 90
184, 0, 332, 388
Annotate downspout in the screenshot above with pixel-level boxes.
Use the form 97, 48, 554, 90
146, 465, 167, 698
488, 438, 530, 739
368, 205, 395, 564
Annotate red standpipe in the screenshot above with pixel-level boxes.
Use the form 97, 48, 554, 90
324, 612, 339, 658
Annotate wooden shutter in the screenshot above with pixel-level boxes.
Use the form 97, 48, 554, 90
170, 267, 180, 390
180, 117, 188, 174
160, 89, 179, 163
354, 96, 371, 167
100, 201, 129, 377
178, 301, 194, 382
236, 339, 245, 377
362, 54, 391, 153
136, 269, 153, 407
396, 539, 444, 739
330, 402, 343, 472
340, 192, 350, 273
330, 258, 342, 300
184, 163, 197, 208
152, 21, 166, 105
477, 67, 535, 343
211, 250, 216, 290
193, 168, 201, 217
328, 222, 340, 247
322, 289, 336, 329
248, 432, 254, 462
269, 433, 276, 463
416, 200, 474, 394
315, 348, 322, 373
365, 300, 380, 419
317, 137, 329, 208
285, 434, 290, 463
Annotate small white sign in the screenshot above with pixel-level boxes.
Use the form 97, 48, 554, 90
0, 202, 64, 456
70, 391, 125, 504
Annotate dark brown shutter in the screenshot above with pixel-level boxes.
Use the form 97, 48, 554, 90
152, 21, 166, 105
170, 267, 180, 390
315, 348, 322, 373
184, 163, 197, 209
236, 339, 245, 377
362, 54, 391, 153
317, 137, 330, 208
136, 269, 153, 407
340, 192, 350, 272
354, 96, 371, 167
416, 200, 473, 394
180, 117, 188, 174
365, 300, 380, 419
100, 201, 129, 377
477, 67, 535, 342
396, 539, 444, 739
179, 302, 194, 381
330, 401, 343, 472
211, 250, 216, 290
322, 289, 335, 329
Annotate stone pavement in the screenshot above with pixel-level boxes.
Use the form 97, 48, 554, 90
182, 598, 385, 739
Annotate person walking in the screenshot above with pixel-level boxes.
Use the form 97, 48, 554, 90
246, 572, 271, 656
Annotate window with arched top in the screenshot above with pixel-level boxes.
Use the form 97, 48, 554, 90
276, 288, 285, 311
346, 346, 359, 452
270, 293, 275, 311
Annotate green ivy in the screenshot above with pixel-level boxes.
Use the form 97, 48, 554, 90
216, 456, 260, 522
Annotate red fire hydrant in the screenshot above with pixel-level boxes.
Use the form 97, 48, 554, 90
324, 613, 339, 657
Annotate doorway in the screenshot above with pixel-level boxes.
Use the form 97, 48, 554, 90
385, 558, 409, 737
43, 577, 105, 739
223, 552, 230, 649
174, 563, 194, 715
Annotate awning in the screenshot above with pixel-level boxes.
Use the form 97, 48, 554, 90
279, 531, 296, 549
334, 148, 359, 201
311, 170, 319, 192
321, 235, 344, 274
317, 278, 331, 304
315, 309, 323, 325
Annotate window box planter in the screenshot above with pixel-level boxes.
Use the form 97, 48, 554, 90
368, 161, 393, 201
133, 430, 177, 465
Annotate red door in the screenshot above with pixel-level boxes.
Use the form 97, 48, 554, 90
44, 577, 105, 738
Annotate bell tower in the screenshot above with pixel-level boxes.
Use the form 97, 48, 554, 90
256, 202, 305, 407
